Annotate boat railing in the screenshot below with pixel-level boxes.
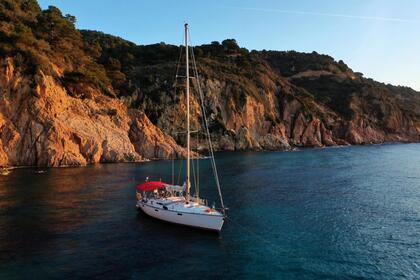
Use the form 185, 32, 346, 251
191, 197, 207, 205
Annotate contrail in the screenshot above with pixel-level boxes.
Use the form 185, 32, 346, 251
234, 7, 419, 24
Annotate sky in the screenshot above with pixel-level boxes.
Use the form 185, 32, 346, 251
38, 0, 420, 91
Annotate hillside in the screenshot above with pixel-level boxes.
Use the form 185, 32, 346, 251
0, 0, 419, 166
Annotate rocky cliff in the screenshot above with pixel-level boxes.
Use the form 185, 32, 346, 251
0, 1, 419, 167
0, 57, 186, 166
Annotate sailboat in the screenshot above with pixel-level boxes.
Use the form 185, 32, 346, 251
135, 23, 226, 232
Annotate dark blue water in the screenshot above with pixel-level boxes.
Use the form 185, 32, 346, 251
0, 144, 419, 279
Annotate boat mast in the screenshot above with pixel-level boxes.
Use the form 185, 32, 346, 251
185, 23, 191, 200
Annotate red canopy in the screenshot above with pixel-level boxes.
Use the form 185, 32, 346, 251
136, 181, 168, 192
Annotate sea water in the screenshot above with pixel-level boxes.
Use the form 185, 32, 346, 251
0, 143, 419, 279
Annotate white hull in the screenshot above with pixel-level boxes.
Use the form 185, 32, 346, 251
137, 199, 224, 232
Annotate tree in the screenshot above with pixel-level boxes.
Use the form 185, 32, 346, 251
37, 6, 81, 44
64, 14, 76, 25
222, 39, 239, 51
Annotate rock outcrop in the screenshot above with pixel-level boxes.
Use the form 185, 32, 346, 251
0, 58, 185, 166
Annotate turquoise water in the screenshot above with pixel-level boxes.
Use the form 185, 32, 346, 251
0, 144, 419, 279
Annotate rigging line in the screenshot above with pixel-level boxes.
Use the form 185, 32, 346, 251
191, 128, 201, 198
191, 58, 220, 201
188, 36, 200, 199
191, 145, 198, 196
188, 30, 225, 212
185, 32, 200, 200
196, 127, 199, 199
172, 41, 184, 88
191, 129, 199, 198
171, 149, 174, 185
171, 40, 183, 121
170, 39, 183, 187
172, 35, 186, 187
177, 157, 183, 186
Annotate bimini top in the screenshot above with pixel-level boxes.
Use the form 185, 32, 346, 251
136, 181, 168, 192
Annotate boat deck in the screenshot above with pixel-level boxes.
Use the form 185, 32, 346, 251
144, 196, 223, 216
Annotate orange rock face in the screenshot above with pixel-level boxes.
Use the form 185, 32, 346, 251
0, 58, 186, 167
